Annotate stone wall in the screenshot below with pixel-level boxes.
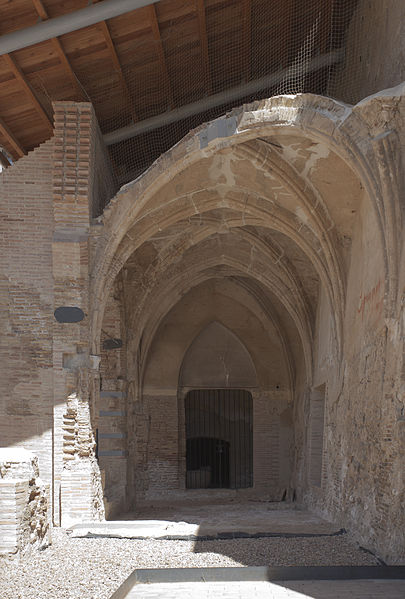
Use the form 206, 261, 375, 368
90, 90, 405, 563
299, 103, 405, 562
98, 280, 127, 517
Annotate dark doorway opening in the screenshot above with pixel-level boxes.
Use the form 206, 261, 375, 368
185, 389, 253, 489
186, 437, 230, 488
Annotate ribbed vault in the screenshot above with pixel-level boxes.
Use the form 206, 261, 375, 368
92, 95, 402, 347
93, 92, 403, 509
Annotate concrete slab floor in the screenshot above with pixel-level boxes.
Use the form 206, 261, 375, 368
71, 502, 340, 539
122, 579, 405, 599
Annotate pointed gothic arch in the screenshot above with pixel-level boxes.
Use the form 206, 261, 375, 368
179, 320, 258, 389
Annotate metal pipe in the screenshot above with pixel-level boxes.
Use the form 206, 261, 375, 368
0, 0, 158, 56
103, 50, 344, 146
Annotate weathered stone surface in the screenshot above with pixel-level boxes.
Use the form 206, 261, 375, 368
0, 449, 50, 554
91, 88, 405, 563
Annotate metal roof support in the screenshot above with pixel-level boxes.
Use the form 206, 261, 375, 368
0, 0, 158, 56
103, 50, 344, 146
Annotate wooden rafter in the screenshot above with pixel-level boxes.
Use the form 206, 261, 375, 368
31, 0, 48, 20
196, 0, 212, 94
0, 116, 25, 158
98, 20, 138, 122
31, 0, 86, 101
148, 4, 174, 108
3, 54, 53, 132
241, 0, 251, 83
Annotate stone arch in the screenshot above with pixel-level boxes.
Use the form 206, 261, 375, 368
141, 278, 291, 394
90, 91, 400, 363
179, 319, 258, 492
179, 320, 258, 389
92, 89, 403, 515
135, 276, 294, 503
136, 255, 313, 387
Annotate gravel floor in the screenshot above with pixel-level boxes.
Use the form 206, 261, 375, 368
0, 529, 380, 599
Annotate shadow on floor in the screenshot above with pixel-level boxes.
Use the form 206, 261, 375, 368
119, 501, 381, 567
191, 534, 380, 567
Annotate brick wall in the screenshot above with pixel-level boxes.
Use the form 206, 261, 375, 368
143, 394, 179, 502
0, 480, 30, 554
52, 102, 106, 525
0, 449, 50, 554
130, 390, 293, 506
91, 126, 117, 218
0, 101, 114, 526
0, 138, 54, 488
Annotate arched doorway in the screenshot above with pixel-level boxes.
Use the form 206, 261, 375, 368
90, 92, 404, 563
185, 389, 253, 489
180, 321, 256, 491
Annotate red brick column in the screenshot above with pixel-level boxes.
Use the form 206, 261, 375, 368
51, 102, 104, 525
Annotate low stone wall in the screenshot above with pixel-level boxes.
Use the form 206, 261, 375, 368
0, 448, 50, 554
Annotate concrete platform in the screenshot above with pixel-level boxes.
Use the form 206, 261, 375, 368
110, 566, 405, 599
71, 502, 340, 539
115, 579, 405, 598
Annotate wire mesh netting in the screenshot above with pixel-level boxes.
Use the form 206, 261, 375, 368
30, 0, 362, 191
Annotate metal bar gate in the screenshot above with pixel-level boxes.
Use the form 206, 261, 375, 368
185, 389, 253, 489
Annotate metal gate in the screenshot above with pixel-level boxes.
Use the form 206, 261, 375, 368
185, 389, 253, 489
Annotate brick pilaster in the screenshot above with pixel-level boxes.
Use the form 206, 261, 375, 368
51, 102, 103, 525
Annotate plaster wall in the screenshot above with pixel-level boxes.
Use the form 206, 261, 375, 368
88, 90, 405, 563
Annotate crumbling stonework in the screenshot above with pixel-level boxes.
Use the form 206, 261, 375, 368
60, 393, 104, 527
0, 449, 50, 554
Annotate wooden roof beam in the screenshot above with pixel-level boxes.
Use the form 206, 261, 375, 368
31, 0, 86, 101
0, 0, 160, 56
196, 0, 212, 95
0, 116, 26, 159
148, 4, 174, 109
3, 54, 53, 133
98, 20, 138, 122
31, 0, 48, 20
